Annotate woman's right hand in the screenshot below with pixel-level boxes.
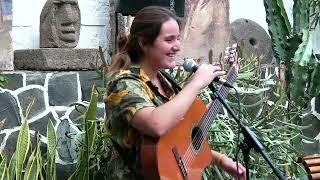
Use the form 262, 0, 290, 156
189, 64, 226, 90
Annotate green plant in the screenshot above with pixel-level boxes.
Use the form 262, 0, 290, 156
46, 117, 57, 180
0, 74, 8, 88
263, 0, 320, 168
263, 0, 320, 111
90, 46, 110, 91
69, 85, 98, 180
69, 84, 113, 180
0, 99, 57, 180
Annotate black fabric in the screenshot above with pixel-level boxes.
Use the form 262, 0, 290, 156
160, 69, 182, 93
128, 67, 180, 101
128, 67, 182, 94
146, 81, 170, 102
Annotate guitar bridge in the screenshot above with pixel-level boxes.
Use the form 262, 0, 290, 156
172, 145, 188, 179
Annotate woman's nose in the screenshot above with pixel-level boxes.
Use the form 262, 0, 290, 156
172, 40, 180, 51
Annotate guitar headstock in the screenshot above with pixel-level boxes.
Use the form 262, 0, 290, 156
221, 43, 241, 72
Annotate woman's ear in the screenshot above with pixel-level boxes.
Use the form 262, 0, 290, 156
138, 37, 147, 51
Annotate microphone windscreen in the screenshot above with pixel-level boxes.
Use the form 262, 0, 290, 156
183, 58, 197, 72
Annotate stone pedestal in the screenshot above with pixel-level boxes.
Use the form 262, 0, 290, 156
14, 48, 102, 70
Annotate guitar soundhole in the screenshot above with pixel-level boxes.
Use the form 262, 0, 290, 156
191, 126, 204, 151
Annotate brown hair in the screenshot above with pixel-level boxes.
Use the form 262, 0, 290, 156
108, 6, 181, 77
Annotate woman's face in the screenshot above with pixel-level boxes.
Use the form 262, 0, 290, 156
142, 18, 180, 70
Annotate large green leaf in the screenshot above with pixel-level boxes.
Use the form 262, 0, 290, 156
0, 159, 7, 180
81, 84, 98, 179
16, 100, 33, 180
72, 84, 98, 180
47, 119, 56, 157
23, 149, 38, 180
8, 152, 16, 179
36, 142, 44, 180
16, 119, 30, 180
46, 119, 56, 180
84, 85, 98, 124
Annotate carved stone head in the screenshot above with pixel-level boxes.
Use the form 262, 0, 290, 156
40, 0, 81, 48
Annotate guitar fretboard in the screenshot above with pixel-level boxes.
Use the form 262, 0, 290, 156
199, 66, 238, 137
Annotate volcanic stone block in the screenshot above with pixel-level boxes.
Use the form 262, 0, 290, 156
3, 73, 23, 90
26, 72, 47, 86
79, 71, 103, 102
17, 87, 46, 119
0, 91, 21, 128
29, 112, 56, 136
48, 72, 78, 106
14, 48, 101, 70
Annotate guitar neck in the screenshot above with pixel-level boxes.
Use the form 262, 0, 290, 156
199, 66, 238, 136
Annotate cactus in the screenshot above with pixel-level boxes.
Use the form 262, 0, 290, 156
263, 0, 291, 62
263, 0, 320, 108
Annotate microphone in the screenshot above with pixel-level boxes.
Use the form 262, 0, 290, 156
183, 58, 234, 88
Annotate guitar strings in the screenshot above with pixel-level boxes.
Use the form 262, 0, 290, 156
183, 70, 237, 167
182, 88, 228, 168
183, 99, 223, 168
182, 89, 227, 168
185, 69, 237, 164
181, 68, 238, 169
183, 75, 233, 168
181, 46, 239, 169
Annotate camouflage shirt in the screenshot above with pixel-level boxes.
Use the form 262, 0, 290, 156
105, 65, 176, 179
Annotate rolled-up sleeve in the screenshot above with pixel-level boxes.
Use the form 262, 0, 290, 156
106, 78, 155, 123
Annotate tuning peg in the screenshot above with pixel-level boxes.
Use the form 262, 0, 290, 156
230, 49, 236, 54
231, 44, 237, 48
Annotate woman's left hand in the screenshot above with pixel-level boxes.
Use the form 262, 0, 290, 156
219, 156, 246, 180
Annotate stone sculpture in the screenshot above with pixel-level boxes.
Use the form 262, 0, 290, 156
40, 0, 81, 48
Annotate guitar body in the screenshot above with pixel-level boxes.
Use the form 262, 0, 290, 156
141, 98, 212, 180
141, 44, 240, 179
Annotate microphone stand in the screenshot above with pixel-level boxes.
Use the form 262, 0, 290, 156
208, 83, 286, 180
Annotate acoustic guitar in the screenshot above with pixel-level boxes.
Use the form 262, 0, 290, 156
141, 44, 241, 180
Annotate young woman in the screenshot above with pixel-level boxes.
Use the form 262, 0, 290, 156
105, 6, 246, 180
